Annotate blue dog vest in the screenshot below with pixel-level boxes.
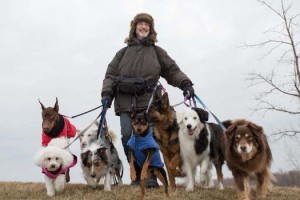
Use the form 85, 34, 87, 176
127, 128, 164, 168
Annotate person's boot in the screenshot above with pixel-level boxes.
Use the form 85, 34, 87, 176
131, 162, 141, 186
144, 171, 159, 188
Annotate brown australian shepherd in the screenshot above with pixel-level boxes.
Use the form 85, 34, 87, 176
149, 92, 184, 188
223, 119, 273, 200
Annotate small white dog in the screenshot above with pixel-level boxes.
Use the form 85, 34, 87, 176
34, 137, 77, 197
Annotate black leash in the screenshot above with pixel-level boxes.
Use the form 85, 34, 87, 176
62, 105, 103, 119
63, 111, 103, 149
97, 100, 108, 139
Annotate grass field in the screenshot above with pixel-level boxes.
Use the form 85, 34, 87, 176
0, 182, 299, 200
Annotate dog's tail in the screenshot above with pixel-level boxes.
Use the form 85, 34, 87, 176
266, 167, 277, 192
107, 128, 117, 143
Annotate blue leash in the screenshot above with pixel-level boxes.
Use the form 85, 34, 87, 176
97, 100, 108, 139
193, 94, 226, 131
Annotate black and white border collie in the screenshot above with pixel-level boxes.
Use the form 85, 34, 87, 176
177, 107, 225, 192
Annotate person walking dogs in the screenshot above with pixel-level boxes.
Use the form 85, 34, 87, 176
101, 13, 194, 187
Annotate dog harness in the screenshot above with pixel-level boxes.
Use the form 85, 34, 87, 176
42, 116, 76, 146
127, 127, 164, 168
42, 155, 77, 179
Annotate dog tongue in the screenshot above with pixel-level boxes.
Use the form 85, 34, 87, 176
188, 130, 194, 135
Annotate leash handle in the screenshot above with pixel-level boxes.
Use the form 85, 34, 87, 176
97, 100, 108, 139
193, 94, 226, 131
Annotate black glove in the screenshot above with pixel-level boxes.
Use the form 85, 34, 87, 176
101, 93, 113, 108
180, 81, 194, 99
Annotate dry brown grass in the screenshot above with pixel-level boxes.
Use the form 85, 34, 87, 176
0, 182, 299, 200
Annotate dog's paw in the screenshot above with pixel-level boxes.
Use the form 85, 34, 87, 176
130, 174, 137, 181
185, 185, 194, 192
91, 184, 97, 189
104, 186, 111, 191
217, 182, 224, 190
47, 191, 55, 197
203, 180, 214, 188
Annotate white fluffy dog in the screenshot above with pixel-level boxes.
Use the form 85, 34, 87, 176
34, 137, 76, 197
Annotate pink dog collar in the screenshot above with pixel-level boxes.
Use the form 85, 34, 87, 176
42, 154, 77, 180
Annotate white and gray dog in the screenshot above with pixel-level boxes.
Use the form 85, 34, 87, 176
79, 121, 123, 190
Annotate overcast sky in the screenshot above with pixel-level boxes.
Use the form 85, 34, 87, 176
1, 0, 299, 184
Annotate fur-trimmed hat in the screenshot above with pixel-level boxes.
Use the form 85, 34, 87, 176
125, 13, 157, 45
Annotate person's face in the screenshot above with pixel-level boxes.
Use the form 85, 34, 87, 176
135, 21, 150, 40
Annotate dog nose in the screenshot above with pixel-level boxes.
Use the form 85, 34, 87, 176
51, 164, 56, 168
91, 172, 96, 178
240, 146, 247, 152
187, 124, 192, 129
81, 142, 87, 148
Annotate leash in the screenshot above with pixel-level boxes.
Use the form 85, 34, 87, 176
62, 105, 103, 119
97, 100, 108, 139
145, 82, 163, 114
172, 95, 189, 107
64, 111, 102, 149
193, 94, 226, 131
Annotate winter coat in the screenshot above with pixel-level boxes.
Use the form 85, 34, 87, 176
102, 38, 191, 115
41, 117, 76, 146
127, 127, 164, 168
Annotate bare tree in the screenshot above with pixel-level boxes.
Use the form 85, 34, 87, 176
246, 0, 300, 141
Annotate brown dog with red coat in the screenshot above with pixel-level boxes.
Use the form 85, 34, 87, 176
39, 97, 77, 182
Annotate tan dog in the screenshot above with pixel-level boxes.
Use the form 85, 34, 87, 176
149, 92, 184, 188
223, 119, 273, 200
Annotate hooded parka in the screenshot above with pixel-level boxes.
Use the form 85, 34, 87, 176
102, 13, 192, 115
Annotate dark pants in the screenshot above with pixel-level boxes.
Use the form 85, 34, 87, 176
120, 112, 132, 162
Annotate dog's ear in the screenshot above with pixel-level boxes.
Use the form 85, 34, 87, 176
54, 97, 59, 113
38, 99, 45, 111
34, 148, 46, 167
76, 129, 82, 139
247, 121, 266, 147
94, 120, 100, 127
176, 111, 183, 123
81, 151, 90, 166
130, 112, 136, 119
61, 150, 74, 167
161, 92, 170, 108
224, 125, 236, 141
247, 122, 263, 136
97, 148, 108, 163
192, 107, 209, 122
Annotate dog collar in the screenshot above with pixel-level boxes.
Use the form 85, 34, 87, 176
42, 154, 77, 180
44, 115, 65, 138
